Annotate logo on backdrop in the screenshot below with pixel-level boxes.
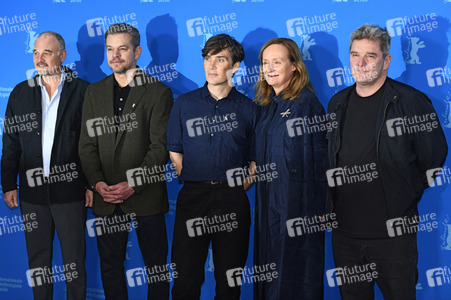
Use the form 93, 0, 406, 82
404, 36, 425, 64
25, 29, 39, 54
442, 215, 451, 251
301, 35, 316, 61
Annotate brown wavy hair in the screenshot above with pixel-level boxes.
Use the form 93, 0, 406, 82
255, 38, 314, 106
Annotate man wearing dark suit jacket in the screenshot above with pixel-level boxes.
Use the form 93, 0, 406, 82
1, 32, 91, 300
78, 24, 173, 300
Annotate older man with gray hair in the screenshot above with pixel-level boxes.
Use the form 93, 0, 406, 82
2, 31, 91, 300
326, 24, 447, 299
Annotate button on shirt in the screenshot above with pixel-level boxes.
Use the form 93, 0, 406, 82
113, 77, 131, 120
41, 71, 65, 177
166, 83, 258, 182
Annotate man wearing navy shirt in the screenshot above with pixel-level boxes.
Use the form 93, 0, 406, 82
167, 34, 257, 300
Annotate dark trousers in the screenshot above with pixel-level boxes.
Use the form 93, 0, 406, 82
171, 182, 251, 300
95, 206, 169, 300
332, 231, 418, 300
20, 200, 87, 300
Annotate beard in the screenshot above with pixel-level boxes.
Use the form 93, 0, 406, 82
109, 60, 135, 75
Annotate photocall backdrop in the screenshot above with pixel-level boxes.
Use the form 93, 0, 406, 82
0, 0, 450, 299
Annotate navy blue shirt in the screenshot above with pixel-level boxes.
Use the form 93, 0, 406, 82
167, 83, 258, 181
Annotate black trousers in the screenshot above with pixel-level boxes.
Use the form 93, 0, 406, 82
171, 182, 251, 300
95, 205, 169, 300
332, 231, 418, 300
20, 200, 87, 300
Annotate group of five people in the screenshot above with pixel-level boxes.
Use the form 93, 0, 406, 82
2, 22, 447, 300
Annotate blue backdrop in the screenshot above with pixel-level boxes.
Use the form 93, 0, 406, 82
0, 0, 450, 299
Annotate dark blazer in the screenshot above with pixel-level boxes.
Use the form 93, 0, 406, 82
1, 67, 90, 204
78, 71, 173, 216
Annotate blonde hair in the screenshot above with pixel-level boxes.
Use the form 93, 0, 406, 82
255, 38, 314, 106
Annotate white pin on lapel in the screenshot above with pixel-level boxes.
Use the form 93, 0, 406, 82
132, 103, 136, 108
281, 109, 291, 117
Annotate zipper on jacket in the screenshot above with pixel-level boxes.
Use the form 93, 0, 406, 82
376, 100, 392, 219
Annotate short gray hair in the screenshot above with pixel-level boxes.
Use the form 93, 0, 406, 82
37, 31, 65, 55
350, 24, 391, 58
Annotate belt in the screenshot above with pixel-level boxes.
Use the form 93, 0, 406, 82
184, 181, 228, 185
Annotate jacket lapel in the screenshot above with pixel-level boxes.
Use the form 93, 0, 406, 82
101, 75, 116, 121
54, 73, 75, 134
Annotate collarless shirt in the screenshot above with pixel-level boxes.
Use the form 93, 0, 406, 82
335, 83, 387, 238
41, 71, 65, 177
166, 83, 258, 181
113, 76, 131, 120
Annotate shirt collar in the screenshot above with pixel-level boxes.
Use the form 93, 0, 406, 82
200, 82, 240, 101
270, 90, 283, 104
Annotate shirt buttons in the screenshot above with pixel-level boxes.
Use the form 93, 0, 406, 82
120, 98, 123, 101
119, 108, 122, 111
210, 133, 214, 136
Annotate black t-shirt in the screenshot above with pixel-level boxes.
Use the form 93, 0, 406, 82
334, 83, 389, 238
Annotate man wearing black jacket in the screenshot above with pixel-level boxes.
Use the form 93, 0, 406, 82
1, 32, 91, 300
326, 24, 447, 299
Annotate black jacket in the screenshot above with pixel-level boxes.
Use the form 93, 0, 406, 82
326, 77, 448, 218
1, 67, 90, 204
